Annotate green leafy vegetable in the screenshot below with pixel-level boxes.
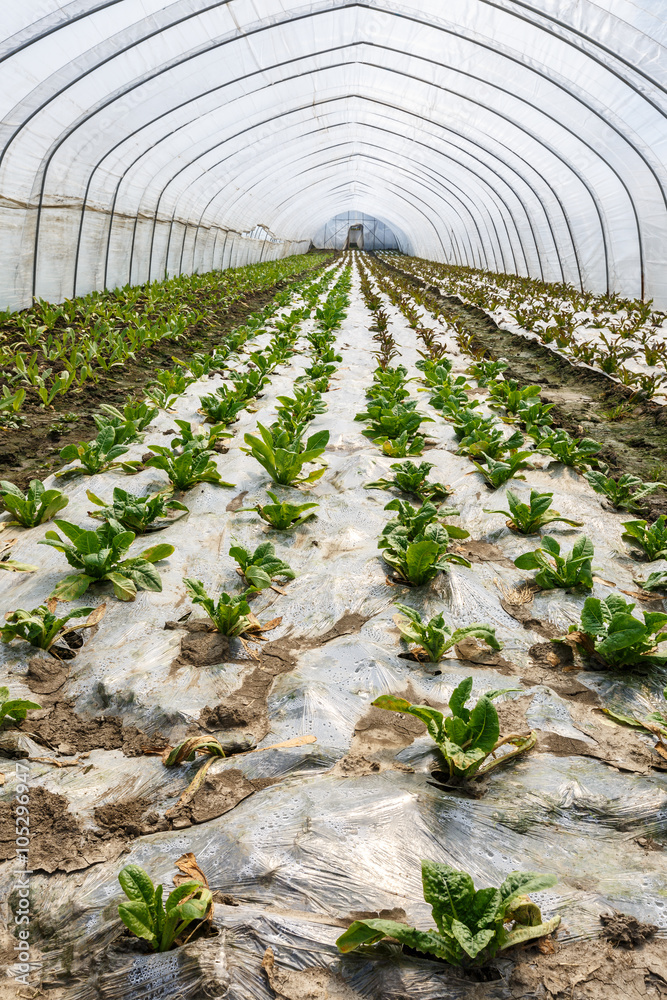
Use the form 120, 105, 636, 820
87, 487, 188, 533
0, 479, 69, 527
145, 447, 234, 491
560, 594, 667, 668
183, 579, 256, 636
117, 864, 212, 952
634, 570, 667, 593
39, 519, 174, 601
484, 489, 583, 534
379, 499, 470, 585
229, 541, 295, 591
336, 860, 559, 967
364, 460, 451, 502
514, 535, 594, 590
242, 423, 329, 486
472, 452, 533, 488
393, 604, 501, 662
622, 516, 667, 561
1, 602, 96, 653
238, 490, 319, 529
584, 471, 667, 514
0, 686, 41, 726
374, 677, 534, 780
535, 428, 601, 470
199, 385, 248, 425
57, 426, 130, 477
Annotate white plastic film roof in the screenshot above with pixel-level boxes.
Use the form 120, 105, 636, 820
1, 1, 666, 309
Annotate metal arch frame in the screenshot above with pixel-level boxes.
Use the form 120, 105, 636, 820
86, 81, 575, 294
181, 130, 517, 277
77, 51, 602, 299
1, 5, 660, 294
28, 34, 636, 298
86, 83, 575, 294
183, 117, 545, 280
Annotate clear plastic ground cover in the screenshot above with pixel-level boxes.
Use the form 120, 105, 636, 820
1, 253, 666, 998
379, 253, 667, 405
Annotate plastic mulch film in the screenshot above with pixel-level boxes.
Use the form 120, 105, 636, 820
1, 257, 667, 998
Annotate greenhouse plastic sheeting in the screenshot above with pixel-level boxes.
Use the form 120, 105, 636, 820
0, 2, 666, 309
1, 260, 666, 998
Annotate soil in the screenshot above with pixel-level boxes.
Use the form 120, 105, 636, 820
600, 912, 658, 947
508, 935, 667, 998
18, 700, 168, 757
262, 947, 364, 1000
0, 258, 327, 489
377, 256, 667, 516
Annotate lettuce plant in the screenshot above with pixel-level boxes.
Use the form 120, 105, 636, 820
360, 402, 432, 445
146, 447, 233, 491
561, 594, 667, 668
472, 452, 533, 488
169, 420, 231, 453
57, 426, 130, 477
87, 487, 188, 533
378, 499, 470, 585
336, 860, 559, 967
585, 471, 666, 514
275, 387, 327, 434
1, 603, 94, 653
183, 579, 255, 636
238, 490, 319, 529
0, 686, 41, 726
514, 535, 594, 590
393, 604, 501, 662
40, 519, 174, 601
229, 542, 295, 590
622, 516, 667, 561
535, 428, 601, 470
199, 385, 247, 425
242, 424, 329, 486
485, 489, 583, 534
364, 461, 451, 502
488, 379, 541, 414
467, 358, 508, 385
229, 367, 270, 400
0, 479, 69, 527
635, 570, 667, 593
379, 430, 426, 458
458, 427, 524, 461
374, 677, 534, 779
117, 864, 212, 952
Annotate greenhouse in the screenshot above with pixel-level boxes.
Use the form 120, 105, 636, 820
0, 3, 666, 999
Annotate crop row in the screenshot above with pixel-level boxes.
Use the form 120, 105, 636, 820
0, 252, 331, 426
379, 252, 667, 400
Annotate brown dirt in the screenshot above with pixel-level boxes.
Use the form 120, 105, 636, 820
18, 700, 168, 757
508, 935, 667, 999
166, 768, 256, 828
262, 947, 364, 1000
349, 688, 425, 759
377, 256, 667, 515
501, 597, 563, 639
0, 258, 328, 490
600, 912, 658, 948
165, 619, 231, 670
453, 540, 516, 568
0, 787, 125, 873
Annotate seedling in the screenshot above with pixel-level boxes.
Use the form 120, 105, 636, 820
514, 535, 594, 590
1, 602, 98, 655
169, 420, 231, 453
472, 452, 533, 488
379, 501, 471, 586
393, 604, 501, 662
242, 423, 329, 486
585, 471, 667, 514
0, 479, 68, 527
57, 426, 130, 477
634, 571, 667, 593
373, 676, 534, 779
559, 594, 667, 668
364, 461, 451, 502
183, 579, 256, 636
0, 687, 41, 726
535, 428, 601, 470
336, 860, 559, 967
117, 864, 212, 952
466, 358, 509, 385
229, 367, 270, 401
622, 516, 667, 561
488, 379, 541, 415
485, 489, 583, 534
40, 519, 174, 601
238, 490, 319, 529
229, 542, 295, 591
199, 385, 247, 426
146, 447, 234, 491
87, 487, 188, 533
379, 430, 426, 457
98, 400, 158, 432
458, 427, 524, 461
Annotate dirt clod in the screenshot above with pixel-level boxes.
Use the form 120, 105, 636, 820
600, 911, 658, 948
19, 701, 167, 756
